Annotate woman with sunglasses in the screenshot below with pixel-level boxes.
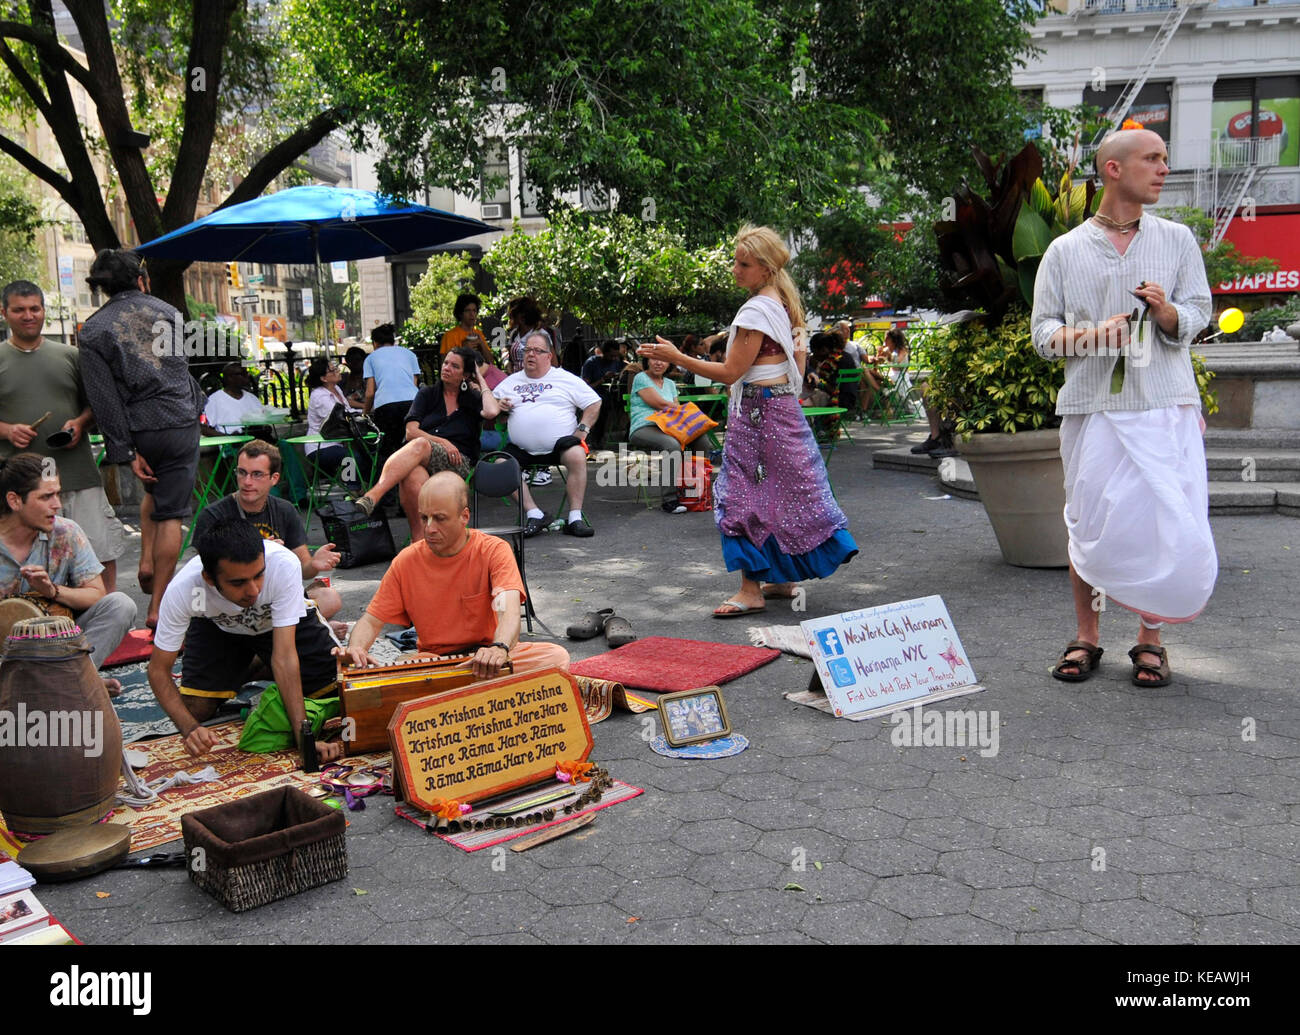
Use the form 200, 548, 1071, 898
305, 357, 361, 485
351, 347, 500, 534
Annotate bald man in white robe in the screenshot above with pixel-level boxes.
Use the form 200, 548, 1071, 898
1032, 128, 1216, 688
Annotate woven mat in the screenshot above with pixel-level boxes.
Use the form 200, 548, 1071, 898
394, 777, 642, 852
570, 636, 780, 693
110, 722, 388, 852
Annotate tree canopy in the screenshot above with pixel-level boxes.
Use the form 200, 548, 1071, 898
298, 0, 1042, 240
0, 0, 1041, 310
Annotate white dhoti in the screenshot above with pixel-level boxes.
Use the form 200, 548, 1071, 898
1060, 404, 1217, 623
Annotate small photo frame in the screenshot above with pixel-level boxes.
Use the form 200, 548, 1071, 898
0, 889, 47, 939
657, 686, 731, 747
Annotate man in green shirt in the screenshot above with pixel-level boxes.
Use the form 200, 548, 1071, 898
0, 281, 126, 591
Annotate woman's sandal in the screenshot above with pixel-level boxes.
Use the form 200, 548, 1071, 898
565, 607, 614, 641
1127, 643, 1172, 687
1051, 640, 1104, 682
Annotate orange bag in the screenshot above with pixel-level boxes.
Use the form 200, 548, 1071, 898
647, 402, 718, 447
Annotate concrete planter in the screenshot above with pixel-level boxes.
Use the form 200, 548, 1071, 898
958, 427, 1068, 568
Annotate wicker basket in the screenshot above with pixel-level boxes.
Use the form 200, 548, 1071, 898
182, 786, 347, 913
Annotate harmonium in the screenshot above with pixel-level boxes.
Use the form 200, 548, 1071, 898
338, 653, 512, 754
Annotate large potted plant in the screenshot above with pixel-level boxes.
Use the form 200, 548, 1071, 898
924, 142, 1216, 567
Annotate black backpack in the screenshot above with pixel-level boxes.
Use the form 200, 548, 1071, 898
316, 499, 396, 569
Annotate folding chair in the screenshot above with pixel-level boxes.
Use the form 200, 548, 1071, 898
470, 451, 537, 633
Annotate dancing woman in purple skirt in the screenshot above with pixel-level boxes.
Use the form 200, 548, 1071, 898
639, 225, 857, 616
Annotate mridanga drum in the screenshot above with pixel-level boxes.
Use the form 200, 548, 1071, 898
0, 615, 122, 834
0, 594, 73, 644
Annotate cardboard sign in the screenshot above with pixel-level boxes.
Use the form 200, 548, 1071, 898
801, 596, 976, 718
388, 668, 593, 809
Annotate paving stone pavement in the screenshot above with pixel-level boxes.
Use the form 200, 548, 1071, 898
34, 427, 1300, 944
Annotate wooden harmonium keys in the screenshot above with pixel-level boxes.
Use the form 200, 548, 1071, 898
339, 652, 513, 755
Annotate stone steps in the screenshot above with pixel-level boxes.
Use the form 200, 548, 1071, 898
1206, 449, 1300, 483
873, 436, 1300, 516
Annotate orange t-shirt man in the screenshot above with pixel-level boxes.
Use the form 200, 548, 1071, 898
365, 529, 526, 655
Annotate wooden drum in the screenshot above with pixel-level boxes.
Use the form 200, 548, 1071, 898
0, 594, 73, 646
0, 615, 122, 834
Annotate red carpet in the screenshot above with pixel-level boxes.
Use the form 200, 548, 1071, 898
570, 636, 780, 692
103, 628, 154, 667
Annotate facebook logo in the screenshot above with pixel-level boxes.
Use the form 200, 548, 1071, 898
815, 628, 844, 657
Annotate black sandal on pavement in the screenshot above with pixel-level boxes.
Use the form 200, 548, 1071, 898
1127, 643, 1172, 687
1051, 640, 1104, 682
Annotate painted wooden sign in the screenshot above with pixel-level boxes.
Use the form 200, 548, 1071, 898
388, 667, 593, 809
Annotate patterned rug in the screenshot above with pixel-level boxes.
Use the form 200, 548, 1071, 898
110, 722, 389, 852
570, 636, 780, 692
111, 660, 180, 742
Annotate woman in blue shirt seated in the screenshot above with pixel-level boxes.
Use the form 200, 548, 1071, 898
628, 354, 688, 514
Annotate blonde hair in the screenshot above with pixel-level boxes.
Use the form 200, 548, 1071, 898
735, 223, 805, 337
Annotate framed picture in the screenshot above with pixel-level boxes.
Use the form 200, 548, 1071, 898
0, 889, 48, 942
658, 686, 731, 747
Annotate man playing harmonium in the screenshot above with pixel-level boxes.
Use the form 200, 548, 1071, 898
148, 520, 345, 761
336, 471, 569, 679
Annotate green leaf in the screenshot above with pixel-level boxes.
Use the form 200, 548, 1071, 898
783, 883, 805, 892
1012, 201, 1053, 264
1017, 262, 1038, 307
1029, 178, 1054, 225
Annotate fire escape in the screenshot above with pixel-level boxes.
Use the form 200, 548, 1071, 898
1077, 0, 1269, 246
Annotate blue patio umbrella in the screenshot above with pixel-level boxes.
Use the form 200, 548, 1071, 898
137, 185, 492, 417
135, 185, 493, 264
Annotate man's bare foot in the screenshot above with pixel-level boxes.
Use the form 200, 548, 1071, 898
138, 570, 154, 593
761, 582, 799, 600
102, 677, 122, 697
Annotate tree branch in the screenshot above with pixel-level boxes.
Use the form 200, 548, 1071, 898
0, 39, 53, 120
218, 109, 343, 210
0, 130, 72, 200
162, 0, 240, 231
64, 0, 161, 243
0, 19, 102, 102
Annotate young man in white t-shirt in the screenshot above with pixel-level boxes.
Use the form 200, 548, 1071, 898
146, 520, 343, 761
202, 363, 265, 433
493, 332, 601, 537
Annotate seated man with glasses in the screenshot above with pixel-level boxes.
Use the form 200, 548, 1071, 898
493, 331, 602, 538
191, 440, 344, 624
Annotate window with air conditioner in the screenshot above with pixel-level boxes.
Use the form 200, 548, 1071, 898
481, 140, 512, 219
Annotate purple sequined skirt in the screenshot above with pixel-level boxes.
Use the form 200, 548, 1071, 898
715, 390, 856, 580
